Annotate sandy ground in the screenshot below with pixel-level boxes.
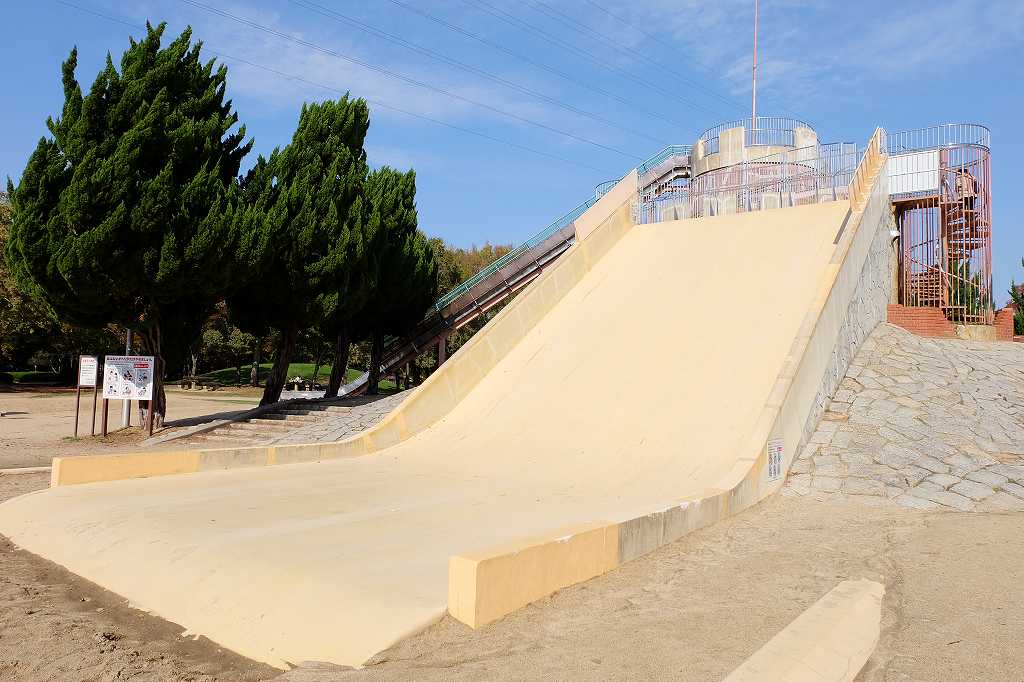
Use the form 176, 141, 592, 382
0, 472, 277, 681
1, 471, 1020, 681
0, 387, 259, 468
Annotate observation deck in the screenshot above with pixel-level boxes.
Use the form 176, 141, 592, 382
692, 117, 818, 177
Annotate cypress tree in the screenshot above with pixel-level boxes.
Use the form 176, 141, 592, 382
354, 167, 438, 394
229, 96, 370, 405
5, 24, 254, 424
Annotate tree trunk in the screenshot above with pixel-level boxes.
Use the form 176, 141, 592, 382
311, 344, 325, 384
250, 338, 261, 386
137, 324, 167, 428
410, 359, 421, 387
261, 325, 298, 406
325, 327, 351, 398
367, 327, 384, 395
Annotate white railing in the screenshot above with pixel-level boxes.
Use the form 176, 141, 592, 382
639, 143, 858, 223
698, 116, 815, 154
887, 123, 989, 154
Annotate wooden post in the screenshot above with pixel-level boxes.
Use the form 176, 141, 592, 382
90, 383, 98, 436
101, 399, 109, 437
74, 384, 81, 438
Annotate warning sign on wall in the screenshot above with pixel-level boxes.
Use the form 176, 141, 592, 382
102, 355, 154, 400
767, 439, 784, 481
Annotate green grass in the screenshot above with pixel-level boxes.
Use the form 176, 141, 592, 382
9, 370, 63, 384
193, 363, 398, 391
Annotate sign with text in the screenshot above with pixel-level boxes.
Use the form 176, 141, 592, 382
78, 355, 98, 387
767, 439, 784, 482
102, 355, 154, 400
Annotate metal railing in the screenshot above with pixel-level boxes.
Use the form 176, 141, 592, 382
637, 144, 693, 178
640, 143, 859, 223
849, 128, 887, 212
888, 126, 993, 324
595, 180, 617, 199
698, 116, 815, 155
887, 123, 990, 154
432, 196, 596, 312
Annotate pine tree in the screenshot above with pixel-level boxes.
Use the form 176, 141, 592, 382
5, 24, 254, 424
1009, 259, 1024, 336
354, 167, 438, 394
229, 96, 370, 405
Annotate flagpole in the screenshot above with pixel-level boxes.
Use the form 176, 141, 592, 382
752, 0, 759, 126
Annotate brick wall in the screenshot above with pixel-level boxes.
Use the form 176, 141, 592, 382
995, 307, 1016, 341
886, 304, 955, 338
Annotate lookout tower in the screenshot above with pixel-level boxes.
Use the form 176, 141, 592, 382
636, 116, 857, 223
691, 116, 818, 177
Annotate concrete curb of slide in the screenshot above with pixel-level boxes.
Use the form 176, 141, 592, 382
0, 466, 52, 476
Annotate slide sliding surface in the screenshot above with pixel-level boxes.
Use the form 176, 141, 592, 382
0, 201, 850, 668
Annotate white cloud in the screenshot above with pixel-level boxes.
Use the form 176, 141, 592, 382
89, 0, 619, 142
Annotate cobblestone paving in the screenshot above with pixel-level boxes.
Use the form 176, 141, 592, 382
784, 324, 1024, 512
268, 392, 407, 445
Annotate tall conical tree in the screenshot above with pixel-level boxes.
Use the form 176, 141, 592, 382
230, 96, 370, 406
353, 167, 437, 394
5, 24, 254, 424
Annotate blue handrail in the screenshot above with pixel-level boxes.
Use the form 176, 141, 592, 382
637, 144, 693, 177
432, 195, 598, 312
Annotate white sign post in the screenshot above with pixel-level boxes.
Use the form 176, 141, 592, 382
101, 355, 155, 436
74, 355, 99, 438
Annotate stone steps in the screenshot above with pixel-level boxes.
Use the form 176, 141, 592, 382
227, 421, 291, 434
171, 398, 382, 446
197, 431, 272, 444
255, 411, 324, 423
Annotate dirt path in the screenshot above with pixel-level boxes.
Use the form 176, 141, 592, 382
2, 470, 1020, 681
283, 497, 1021, 682
0, 388, 259, 468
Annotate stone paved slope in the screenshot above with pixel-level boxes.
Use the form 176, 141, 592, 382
784, 324, 1024, 511
270, 393, 406, 445
172, 392, 406, 448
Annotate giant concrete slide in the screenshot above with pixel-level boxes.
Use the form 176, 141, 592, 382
0, 144, 889, 670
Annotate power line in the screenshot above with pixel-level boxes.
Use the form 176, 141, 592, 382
54, 0, 138, 29
530, 1, 745, 114
176, 0, 644, 161
50, 0, 623, 176
211, 54, 621, 176
460, 0, 725, 128
288, 0, 668, 147
582, 0, 809, 124
385, 0, 686, 132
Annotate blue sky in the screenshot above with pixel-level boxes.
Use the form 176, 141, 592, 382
3, 0, 1022, 301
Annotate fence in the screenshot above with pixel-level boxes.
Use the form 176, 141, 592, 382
886, 123, 990, 154
698, 117, 815, 155
639, 143, 858, 223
